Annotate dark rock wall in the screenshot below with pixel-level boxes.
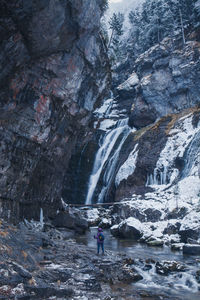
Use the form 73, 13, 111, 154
116, 39, 200, 129
0, 0, 110, 221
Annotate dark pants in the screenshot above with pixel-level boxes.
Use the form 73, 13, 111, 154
97, 242, 104, 254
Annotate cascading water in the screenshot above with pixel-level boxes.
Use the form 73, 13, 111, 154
181, 130, 200, 179
97, 123, 131, 203
85, 118, 131, 205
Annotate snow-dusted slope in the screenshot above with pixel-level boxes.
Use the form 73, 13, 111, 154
112, 110, 200, 244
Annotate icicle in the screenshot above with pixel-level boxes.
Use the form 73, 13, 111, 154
145, 175, 150, 187
40, 208, 44, 229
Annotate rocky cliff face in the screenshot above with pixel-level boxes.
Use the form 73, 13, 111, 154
116, 39, 200, 129
0, 0, 110, 221
79, 36, 200, 224
111, 39, 200, 202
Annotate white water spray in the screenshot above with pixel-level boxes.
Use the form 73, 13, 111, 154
85, 119, 130, 205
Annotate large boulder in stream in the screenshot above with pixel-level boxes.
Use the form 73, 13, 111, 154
111, 217, 143, 240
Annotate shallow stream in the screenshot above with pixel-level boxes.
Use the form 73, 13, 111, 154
75, 227, 200, 300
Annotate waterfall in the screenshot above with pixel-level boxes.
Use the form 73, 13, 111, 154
181, 130, 200, 178
85, 118, 130, 205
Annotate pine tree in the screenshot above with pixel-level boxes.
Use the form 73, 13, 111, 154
99, 0, 109, 15
108, 12, 124, 64
127, 0, 198, 56
195, 0, 200, 15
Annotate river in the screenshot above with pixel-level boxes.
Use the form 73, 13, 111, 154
75, 227, 200, 300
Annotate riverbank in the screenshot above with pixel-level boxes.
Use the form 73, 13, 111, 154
0, 219, 200, 300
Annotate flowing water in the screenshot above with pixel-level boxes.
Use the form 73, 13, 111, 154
75, 228, 200, 300
85, 119, 131, 205
181, 130, 200, 179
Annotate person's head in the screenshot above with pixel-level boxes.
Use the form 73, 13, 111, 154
98, 227, 102, 232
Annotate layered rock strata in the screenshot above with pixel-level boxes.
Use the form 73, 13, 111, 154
0, 0, 110, 220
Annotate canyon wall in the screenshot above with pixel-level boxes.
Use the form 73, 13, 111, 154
0, 0, 110, 221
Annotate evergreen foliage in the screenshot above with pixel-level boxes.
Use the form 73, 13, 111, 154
108, 12, 125, 64
128, 0, 199, 55
99, 0, 109, 15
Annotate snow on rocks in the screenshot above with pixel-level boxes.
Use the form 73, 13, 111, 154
111, 217, 143, 240
146, 113, 200, 188
117, 72, 139, 91
115, 144, 139, 186
93, 98, 113, 118
98, 217, 112, 229
83, 208, 101, 226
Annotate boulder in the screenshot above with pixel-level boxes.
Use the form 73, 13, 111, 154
179, 228, 200, 243
196, 270, 200, 283
110, 225, 120, 237
163, 222, 181, 235
183, 244, 200, 255
119, 266, 143, 283
98, 218, 112, 229
118, 217, 143, 240
171, 243, 184, 251
155, 261, 185, 276
52, 208, 88, 233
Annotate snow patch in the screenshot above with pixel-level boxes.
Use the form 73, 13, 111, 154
98, 119, 117, 131
115, 144, 138, 186
117, 72, 139, 91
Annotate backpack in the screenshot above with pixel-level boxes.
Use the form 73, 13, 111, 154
99, 233, 104, 241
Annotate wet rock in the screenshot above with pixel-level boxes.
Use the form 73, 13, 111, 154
145, 258, 156, 264
123, 258, 135, 265
147, 239, 164, 247
143, 264, 152, 271
52, 208, 88, 233
183, 244, 200, 255
179, 228, 200, 243
83, 278, 102, 292
187, 238, 200, 245
171, 243, 184, 251
163, 222, 181, 235
27, 286, 74, 298
118, 266, 143, 283
110, 225, 120, 237
195, 270, 200, 283
11, 262, 32, 280
155, 261, 185, 275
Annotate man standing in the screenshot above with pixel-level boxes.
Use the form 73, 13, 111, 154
94, 227, 105, 255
